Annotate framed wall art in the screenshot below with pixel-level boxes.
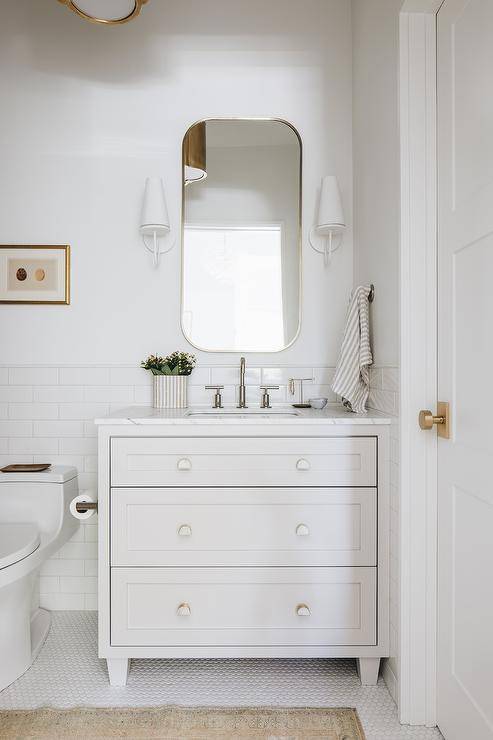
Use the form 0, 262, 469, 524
0, 245, 70, 304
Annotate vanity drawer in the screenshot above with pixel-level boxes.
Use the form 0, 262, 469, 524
111, 487, 377, 567
110, 436, 377, 487
110, 567, 377, 647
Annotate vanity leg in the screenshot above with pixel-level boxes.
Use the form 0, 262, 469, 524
107, 658, 130, 686
356, 657, 380, 685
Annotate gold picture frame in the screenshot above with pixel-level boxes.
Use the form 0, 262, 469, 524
0, 245, 70, 305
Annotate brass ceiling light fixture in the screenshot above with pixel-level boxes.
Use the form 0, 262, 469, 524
57, 0, 149, 25
183, 122, 207, 186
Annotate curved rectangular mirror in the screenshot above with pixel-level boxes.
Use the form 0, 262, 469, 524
181, 118, 301, 352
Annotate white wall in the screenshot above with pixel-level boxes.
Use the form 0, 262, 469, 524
0, 0, 353, 368
352, 0, 401, 367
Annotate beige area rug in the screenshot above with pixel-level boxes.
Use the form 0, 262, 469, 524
0, 706, 365, 739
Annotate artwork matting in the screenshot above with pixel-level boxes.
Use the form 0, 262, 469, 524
0, 245, 70, 304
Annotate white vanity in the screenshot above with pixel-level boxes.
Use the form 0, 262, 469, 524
96, 406, 390, 687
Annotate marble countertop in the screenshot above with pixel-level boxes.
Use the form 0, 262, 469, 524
95, 405, 392, 426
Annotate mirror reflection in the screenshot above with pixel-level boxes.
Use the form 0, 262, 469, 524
181, 119, 301, 352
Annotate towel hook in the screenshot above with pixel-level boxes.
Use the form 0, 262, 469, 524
368, 284, 375, 303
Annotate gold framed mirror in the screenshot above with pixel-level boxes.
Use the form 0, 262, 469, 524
181, 118, 302, 353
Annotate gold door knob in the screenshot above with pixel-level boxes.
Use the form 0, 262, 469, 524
177, 602, 191, 616
418, 402, 450, 439
419, 410, 444, 429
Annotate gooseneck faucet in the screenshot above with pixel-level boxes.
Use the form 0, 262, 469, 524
237, 356, 247, 408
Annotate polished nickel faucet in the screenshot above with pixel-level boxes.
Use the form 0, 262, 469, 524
237, 356, 247, 408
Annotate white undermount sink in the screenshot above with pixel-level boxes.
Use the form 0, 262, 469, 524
185, 409, 300, 418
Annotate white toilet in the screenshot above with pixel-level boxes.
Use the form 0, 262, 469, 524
0, 466, 79, 691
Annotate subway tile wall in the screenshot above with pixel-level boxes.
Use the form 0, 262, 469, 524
368, 366, 400, 704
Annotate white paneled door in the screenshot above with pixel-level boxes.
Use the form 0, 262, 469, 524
437, 1, 493, 738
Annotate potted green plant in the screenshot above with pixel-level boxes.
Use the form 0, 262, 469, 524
141, 352, 196, 409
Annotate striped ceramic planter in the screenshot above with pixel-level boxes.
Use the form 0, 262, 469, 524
152, 375, 188, 409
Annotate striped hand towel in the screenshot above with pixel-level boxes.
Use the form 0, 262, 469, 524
331, 285, 373, 413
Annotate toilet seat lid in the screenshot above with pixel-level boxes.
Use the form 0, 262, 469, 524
0, 523, 40, 569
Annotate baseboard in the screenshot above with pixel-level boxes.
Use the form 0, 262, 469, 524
382, 658, 398, 705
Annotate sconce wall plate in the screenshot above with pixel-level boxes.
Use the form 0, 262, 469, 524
57, 0, 149, 25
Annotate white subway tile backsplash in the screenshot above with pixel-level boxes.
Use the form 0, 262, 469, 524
58, 541, 98, 560
34, 454, 85, 470
59, 437, 97, 455
59, 367, 110, 386
261, 367, 311, 386
369, 367, 383, 390
39, 576, 60, 593
210, 366, 261, 386
77, 473, 98, 491
83, 421, 98, 437
40, 559, 85, 577
9, 437, 59, 455
109, 367, 149, 386
34, 421, 84, 437
187, 367, 211, 386
382, 367, 399, 393
368, 389, 396, 416
312, 367, 335, 386
84, 559, 98, 575
34, 386, 84, 403
0, 386, 33, 402
59, 576, 97, 594
134, 386, 153, 404
83, 386, 134, 403
9, 367, 58, 385
84, 526, 98, 543
84, 455, 98, 473
84, 594, 98, 610
40, 594, 85, 610
0, 454, 33, 466
59, 403, 109, 420
0, 421, 33, 437
9, 403, 59, 420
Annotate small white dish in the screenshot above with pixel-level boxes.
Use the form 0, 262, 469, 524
309, 397, 328, 410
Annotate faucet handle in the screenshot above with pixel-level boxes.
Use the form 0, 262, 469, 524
260, 385, 279, 409
205, 385, 224, 409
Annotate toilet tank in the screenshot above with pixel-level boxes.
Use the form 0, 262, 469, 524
0, 466, 79, 540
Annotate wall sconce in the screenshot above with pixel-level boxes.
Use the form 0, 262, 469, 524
139, 177, 174, 268
309, 175, 346, 265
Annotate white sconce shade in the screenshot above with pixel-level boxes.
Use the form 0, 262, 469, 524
310, 175, 346, 265
140, 177, 174, 267
317, 175, 345, 232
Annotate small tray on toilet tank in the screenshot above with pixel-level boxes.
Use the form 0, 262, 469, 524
0, 464, 51, 473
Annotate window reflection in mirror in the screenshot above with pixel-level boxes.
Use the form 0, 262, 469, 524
181, 119, 301, 352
